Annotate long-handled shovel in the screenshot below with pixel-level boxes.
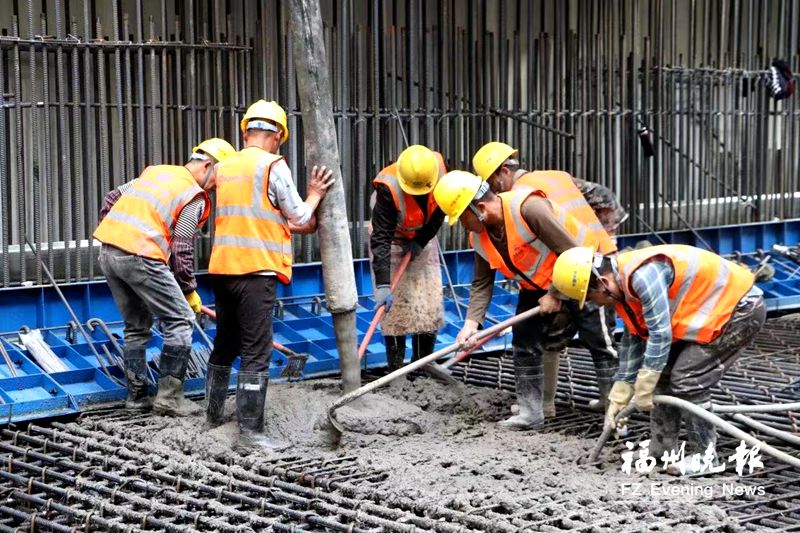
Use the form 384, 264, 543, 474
200, 306, 308, 378
319, 305, 544, 447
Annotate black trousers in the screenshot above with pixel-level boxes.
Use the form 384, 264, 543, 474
512, 289, 617, 365
208, 274, 277, 373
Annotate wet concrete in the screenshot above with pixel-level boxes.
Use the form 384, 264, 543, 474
93, 377, 745, 532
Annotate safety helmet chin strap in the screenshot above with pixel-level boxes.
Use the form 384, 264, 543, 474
199, 160, 215, 189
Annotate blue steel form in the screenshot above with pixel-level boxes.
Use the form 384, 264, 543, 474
1, 220, 799, 422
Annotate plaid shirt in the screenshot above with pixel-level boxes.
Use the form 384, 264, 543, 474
615, 260, 674, 382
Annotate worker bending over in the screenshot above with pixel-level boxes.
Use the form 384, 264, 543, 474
471, 141, 623, 417
206, 100, 334, 449
370, 145, 446, 372
552, 245, 766, 473
94, 138, 236, 415
434, 171, 613, 430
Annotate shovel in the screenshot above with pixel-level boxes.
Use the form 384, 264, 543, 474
319, 305, 543, 447
200, 306, 309, 379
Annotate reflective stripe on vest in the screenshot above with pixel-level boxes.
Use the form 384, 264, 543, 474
373, 152, 446, 239
93, 165, 209, 263
515, 171, 616, 254
469, 186, 595, 290
208, 147, 293, 281
615, 245, 755, 344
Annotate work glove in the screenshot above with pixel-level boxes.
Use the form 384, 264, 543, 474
605, 381, 634, 429
374, 285, 393, 311
185, 291, 202, 314
404, 239, 425, 260
632, 368, 662, 411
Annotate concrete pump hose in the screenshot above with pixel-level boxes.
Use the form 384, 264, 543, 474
730, 413, 800, 448
653, 395, 800, 470
709, 402, 800, 414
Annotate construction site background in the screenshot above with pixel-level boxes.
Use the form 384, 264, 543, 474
0, 0, 797, 287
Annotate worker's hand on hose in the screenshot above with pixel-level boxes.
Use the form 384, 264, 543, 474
307, 165, 336, 198
404, 239, 425, 260
374, 285, 393, 311
632, 368, 662, 411
185, 291, 202, 314
605, 381, 635, 429
538, 293, 563, 314
456, 319, 481, 350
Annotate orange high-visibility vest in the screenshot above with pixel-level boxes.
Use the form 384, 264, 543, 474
373, 152, 446, 239
93, 165, 210, 263
208, 147, 293, 282
615, 245, 755, 344
469, 186, 596, 291
515, 171, 617, 254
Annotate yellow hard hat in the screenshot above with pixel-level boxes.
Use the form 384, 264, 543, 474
433, 170, 484, 226
472, 142, 519, 181
192, 137, 236, 163
552, 246, 595, 309
396, 145, 440, 195
240, 99, 289, 143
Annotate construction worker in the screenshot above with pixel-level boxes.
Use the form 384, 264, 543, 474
94, 137, 236, 415
205, 100, 334, 448
468, 142, 621, 419
552, 245, 766, 473
370, 145, 447, 372
434, 171, 615, 430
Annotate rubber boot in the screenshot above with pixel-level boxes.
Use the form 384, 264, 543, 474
124, 347, 151, 410
152, 345, 190, 416
411, 332, 437, 362
204, 363, 232, 428
236, 371, 286, 451
588, 352, 618, 412
498, 348, 544, 430
648, 403, 682, 461
385, 335, 406, 373
542, 350, 561, 418
670, 401, 720, 476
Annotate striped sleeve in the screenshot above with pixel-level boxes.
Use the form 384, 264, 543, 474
629, 260, 674, 372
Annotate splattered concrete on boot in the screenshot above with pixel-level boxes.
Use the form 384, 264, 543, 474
82, 376, 744, 532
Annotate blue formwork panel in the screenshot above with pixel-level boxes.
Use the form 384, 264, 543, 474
2, 219, 800, 422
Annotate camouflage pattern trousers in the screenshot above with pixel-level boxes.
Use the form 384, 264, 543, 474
655, 295, 767, 403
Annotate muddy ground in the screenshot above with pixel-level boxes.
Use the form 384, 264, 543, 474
91, 377, 750, 532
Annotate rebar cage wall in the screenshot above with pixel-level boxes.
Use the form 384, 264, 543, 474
0, 0, 797, 287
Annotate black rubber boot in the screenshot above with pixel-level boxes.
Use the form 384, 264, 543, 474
385, 335, 406, 373
205, 363, 232, 428
124, 347, 151, 410
411, 332, 437, 362
588, 352, 618, 412
649, 403, 682, 460
668, 401, 720, 475
236, 371, 286, 451
498, 348, 544, 430
153, 345, 190, 416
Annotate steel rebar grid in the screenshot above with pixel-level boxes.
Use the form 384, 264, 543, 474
0, 1, 798, 287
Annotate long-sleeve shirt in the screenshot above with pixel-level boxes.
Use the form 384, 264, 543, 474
268, 159, 312, 227
466, 195, 579, 323
370, 184, 446, 286
615, 259, 764, 382
98, 180, 205, 293
614, 260, 675, 382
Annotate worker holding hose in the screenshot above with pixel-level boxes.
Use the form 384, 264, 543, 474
552, 245, 766, 474
471, 141, 625, 418
369, 145, 447, 373
94, 137, 236, 415
434, 170, 614, 430
206, 100, 334, 449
